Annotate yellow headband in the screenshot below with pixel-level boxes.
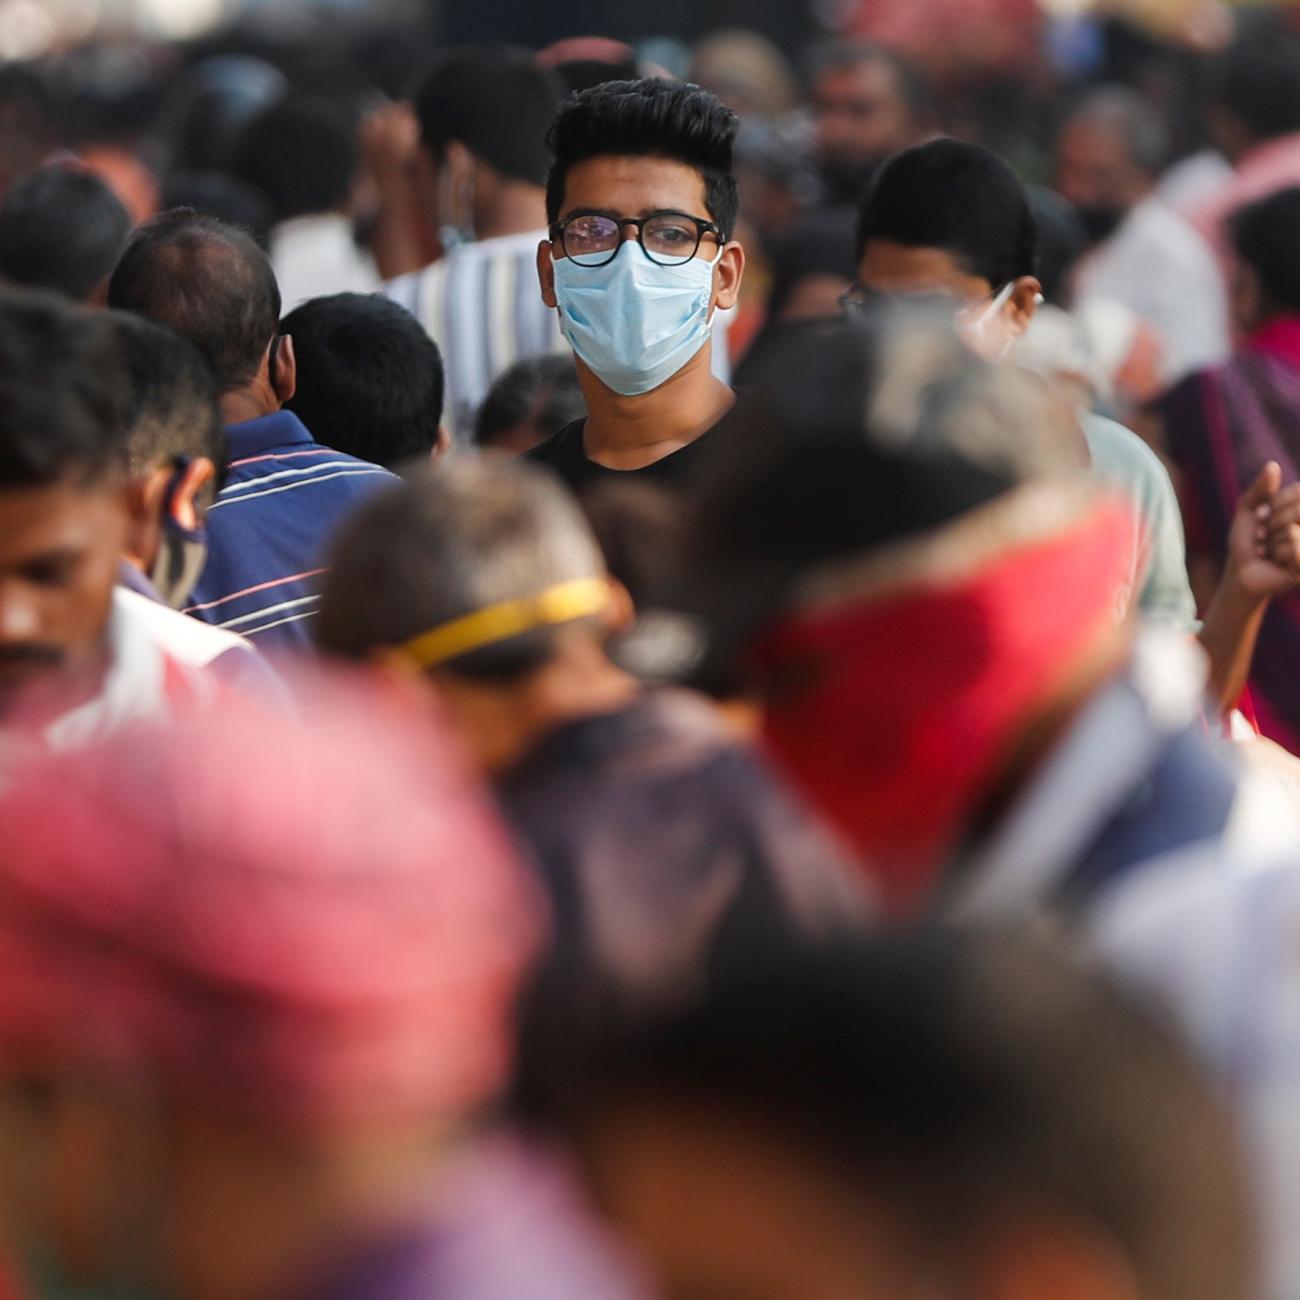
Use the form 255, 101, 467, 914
398, 577, 611, 671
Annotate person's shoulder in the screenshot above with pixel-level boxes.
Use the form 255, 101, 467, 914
115, 586, 261, 668
1080, 412, 1168, 482
524, 419, 585, 467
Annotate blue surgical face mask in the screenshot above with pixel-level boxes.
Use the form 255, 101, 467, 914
552, 240, 721, 396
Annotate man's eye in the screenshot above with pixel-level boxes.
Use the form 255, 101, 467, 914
24, 557, 77, 587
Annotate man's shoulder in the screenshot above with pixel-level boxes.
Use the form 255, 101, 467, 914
524, 419, 585, 468
1080, 413, 1172, 494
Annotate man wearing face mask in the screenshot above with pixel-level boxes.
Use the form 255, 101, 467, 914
384, 47, 565, 440
529, 78, 746, 492
1054, 86, 1229, 385
849, 137, 1198, 630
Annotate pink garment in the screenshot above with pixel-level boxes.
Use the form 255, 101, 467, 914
0, 670, 546, 1128
1189, 131, 1300, 251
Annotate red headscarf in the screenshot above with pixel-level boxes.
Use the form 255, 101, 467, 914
751, 485, 1138, 915
0, 671, 545, 1127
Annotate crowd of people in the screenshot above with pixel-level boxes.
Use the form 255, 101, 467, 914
3, 6, 1300, 1300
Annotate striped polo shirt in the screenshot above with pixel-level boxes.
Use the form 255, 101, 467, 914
185, 411, 393, 653
386, 229, 565, 440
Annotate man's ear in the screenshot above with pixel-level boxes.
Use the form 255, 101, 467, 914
1006, 276, 1043, 338
431, 426, 452, 461
271, 333, 297, 404
712, 241, 746, 313
172, 457, 216, 529
537, 239, 557, 309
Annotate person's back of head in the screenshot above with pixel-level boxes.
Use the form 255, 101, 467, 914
1228, 186, 1300, 324
0, 166, 132, 304
856, 137, 1037, 288
107, 209, 282, 398
317, 456, 608, 682
282, 292, 445, 470
545, 77, 740, 242
1212, 25, 1300, 160
518, 931, 1253, 1300
413, 45, 562, 190
228, 94, 360, 225
1027, 185, 1088, 306
474, 353, 586, 455
160, 170, 274, 249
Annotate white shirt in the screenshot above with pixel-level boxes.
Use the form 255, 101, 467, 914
271, 213, 380, 311
1073, 193, 1230, 384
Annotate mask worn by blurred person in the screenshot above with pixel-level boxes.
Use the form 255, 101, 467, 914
552, 241, 722, 396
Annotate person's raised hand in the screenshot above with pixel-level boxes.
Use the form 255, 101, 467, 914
1228, 461, 1300, 600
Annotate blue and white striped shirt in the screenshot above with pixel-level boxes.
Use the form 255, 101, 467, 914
185, 411, 393, 653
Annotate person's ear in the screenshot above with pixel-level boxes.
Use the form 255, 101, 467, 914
271, 333, 297, 404
122, 468, 168, 569
431, 426, 452, 461
538, 238, 558, 309
711, 241, 746, 313
1006, 275, 1042, 338
172, 457, 215, 529
602, 578, 636, 636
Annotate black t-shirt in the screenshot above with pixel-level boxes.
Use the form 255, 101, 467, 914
525, 418, 716, 493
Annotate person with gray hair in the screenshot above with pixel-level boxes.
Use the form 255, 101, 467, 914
315, 455, 866, 1005
1053, 84, 1229, 383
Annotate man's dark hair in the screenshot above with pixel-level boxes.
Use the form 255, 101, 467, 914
281, 293, 444, 470
105, 312, 226, 501
856, 138, 1037, 286
474, 354, 585, 449
1213, 27, 1300, 144
412, 46, 562, 187
227, 95, 360, 223
316, 457, 606, 680
546, 78, 740, 240
806, 39, 934, 124
107, 209, 281, 394
1230, 187, 1300, 315
0, 290, 130, 489
518, 932, 1252, 1300
1028, 185, 1087, 307
0, 167, 132, 303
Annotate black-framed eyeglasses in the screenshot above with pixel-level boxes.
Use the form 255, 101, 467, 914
551, 210, 723, 268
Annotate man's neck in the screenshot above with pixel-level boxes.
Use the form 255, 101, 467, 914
474, 182, 547, 241
580, 345, 735, 471
220, 387, 279, 426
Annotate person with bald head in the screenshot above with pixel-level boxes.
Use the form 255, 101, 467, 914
108, 211, 392, 652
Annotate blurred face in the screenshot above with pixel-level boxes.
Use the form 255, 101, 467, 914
813, 59, 915, 167
0, 478, 128, 718
1052, 122, 1146, 242
855, 240, 1040, 360
585, 1108, 918, 1300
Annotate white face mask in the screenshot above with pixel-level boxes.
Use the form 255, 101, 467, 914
552, 240, 720, 397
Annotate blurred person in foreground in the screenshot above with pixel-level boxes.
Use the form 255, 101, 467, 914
383, 48, 565, 438
315, 456, 866, 1004
669, 312, 1300, 919
1054, 85, 1229, 385
0, 292, 231, 758
108, 211, 392, 652
282, 293, 448, 471
530, 79, 745, 492
475, 354, 586, 457
229, 94, 380, 310
807, 41, 935, 207
519, 932, 1252, 1300
852, 138, 1197, 629
0, 682, 647, 1300
0, 166, 132, 306
1158, 188, 1300, 753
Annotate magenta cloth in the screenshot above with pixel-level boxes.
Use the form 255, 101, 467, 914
0, 671, 546, 1126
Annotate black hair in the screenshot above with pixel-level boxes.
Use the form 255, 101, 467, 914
517, 932, 1250, 1300
227, 94, 360, 223
281, 293, 444, 471
160, 170, 274, 250
412, 46, 562, 187
1027, 185, 1087, 307
474, 353, 585, 450
1230, 186, 1300, 315
0, 289, 130, 489
856, 138, 1037, 286
105, 311, 226, 500
107, 209, 281, 394
0, 167, 132, 303
545, 78, 740, 239
1213, 27, 1300, 144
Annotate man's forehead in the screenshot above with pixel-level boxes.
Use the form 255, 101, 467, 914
559, 155, 709, 219
0, 479, 124, 545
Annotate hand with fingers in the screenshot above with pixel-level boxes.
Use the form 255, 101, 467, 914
1228, 461, 1300, 600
